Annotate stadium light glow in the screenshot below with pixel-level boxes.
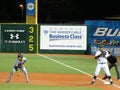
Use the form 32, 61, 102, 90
19, 4, 24, 22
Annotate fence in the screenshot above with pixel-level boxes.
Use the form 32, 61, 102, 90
0, 24, 88, 54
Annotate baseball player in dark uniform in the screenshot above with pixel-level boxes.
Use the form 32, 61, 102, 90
102, 51, 120, 80
6, 53, 29, 83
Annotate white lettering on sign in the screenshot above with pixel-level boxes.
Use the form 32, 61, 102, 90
94, 28, 120, 36
10, 34, 19, 39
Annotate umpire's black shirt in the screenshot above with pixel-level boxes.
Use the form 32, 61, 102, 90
107, 55, 117, 64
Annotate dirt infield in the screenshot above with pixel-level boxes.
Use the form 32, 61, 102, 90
0, 72, 120, 90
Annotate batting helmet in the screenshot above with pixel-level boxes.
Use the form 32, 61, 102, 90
18, 53, 23, 58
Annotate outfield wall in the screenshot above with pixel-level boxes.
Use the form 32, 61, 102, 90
0, 24, 88, 54
0, 24, 37, 53
1, 21, 120, 55
38, 25, 88, 54
85, 20, 120, 56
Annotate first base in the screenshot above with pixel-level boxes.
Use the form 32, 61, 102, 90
103, 81, 110, 84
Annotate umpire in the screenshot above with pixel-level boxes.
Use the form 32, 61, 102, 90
102, 51, 120, 80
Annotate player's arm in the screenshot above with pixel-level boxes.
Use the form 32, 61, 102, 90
95, 51, 107, 59
18, 57, 27, 67
95, 56, 99, 59
95, 54, 102, 59
22, 57, 27, 65
21, 62, 25, 67
14, 60, 19, 71
95, 51, 103, 59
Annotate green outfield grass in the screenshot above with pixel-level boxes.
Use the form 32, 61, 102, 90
0, 83, 102, 90
0, 53, 118, 90
0, 53, 117, 76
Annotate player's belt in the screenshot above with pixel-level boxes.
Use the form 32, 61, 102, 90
99, 62, 106, 64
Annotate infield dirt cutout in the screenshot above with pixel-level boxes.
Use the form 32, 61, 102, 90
0, 72, 120, 90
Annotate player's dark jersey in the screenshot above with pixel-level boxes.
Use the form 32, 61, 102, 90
107, 55, 117, 64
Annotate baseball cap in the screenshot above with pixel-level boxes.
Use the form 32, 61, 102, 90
99, 45, 104, 48
18, 53, 23, 58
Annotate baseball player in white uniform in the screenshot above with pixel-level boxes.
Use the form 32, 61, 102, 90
90, 45, 113, 85
6, 53, 29, 83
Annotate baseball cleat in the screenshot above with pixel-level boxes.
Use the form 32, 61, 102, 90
6, 80, 10, 83
117, 79, 120, 81
103, 81, 113, 85
102, 77, 107, 80
90, 81, 95, 85
110, 82, 113, 85
26, 80, 29, 83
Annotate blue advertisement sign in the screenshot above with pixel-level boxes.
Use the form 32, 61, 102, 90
85, 20, 120, 56
26, 0, 35, 15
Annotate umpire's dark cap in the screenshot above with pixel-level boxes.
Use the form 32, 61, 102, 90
99, 45, 104, 48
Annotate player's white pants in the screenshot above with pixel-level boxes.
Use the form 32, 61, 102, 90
94, 63, 111, 76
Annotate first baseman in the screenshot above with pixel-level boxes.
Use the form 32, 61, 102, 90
6, 53, 29, 83
90, 45, 113, 85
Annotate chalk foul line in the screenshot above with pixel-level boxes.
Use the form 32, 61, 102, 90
39, 54, 120, 89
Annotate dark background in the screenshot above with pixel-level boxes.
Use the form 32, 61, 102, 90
0, 0, 25, 23
0, 0, 120, 23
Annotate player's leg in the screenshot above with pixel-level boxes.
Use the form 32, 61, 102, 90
102, 64, 113, 80
114, 64, 120, 80
103, 64, 113, 84
6, 67, 16, 82
91, 64, 101, 85
20, 66, 29, 83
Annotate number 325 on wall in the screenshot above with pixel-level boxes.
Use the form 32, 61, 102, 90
28, 26, 34, 52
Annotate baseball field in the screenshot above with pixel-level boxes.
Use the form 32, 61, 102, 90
0, 53, 120, 90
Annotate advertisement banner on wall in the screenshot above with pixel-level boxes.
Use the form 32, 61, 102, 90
85, 20, 120, 56
0, 24, 37, 53
40, 25, 87, 50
